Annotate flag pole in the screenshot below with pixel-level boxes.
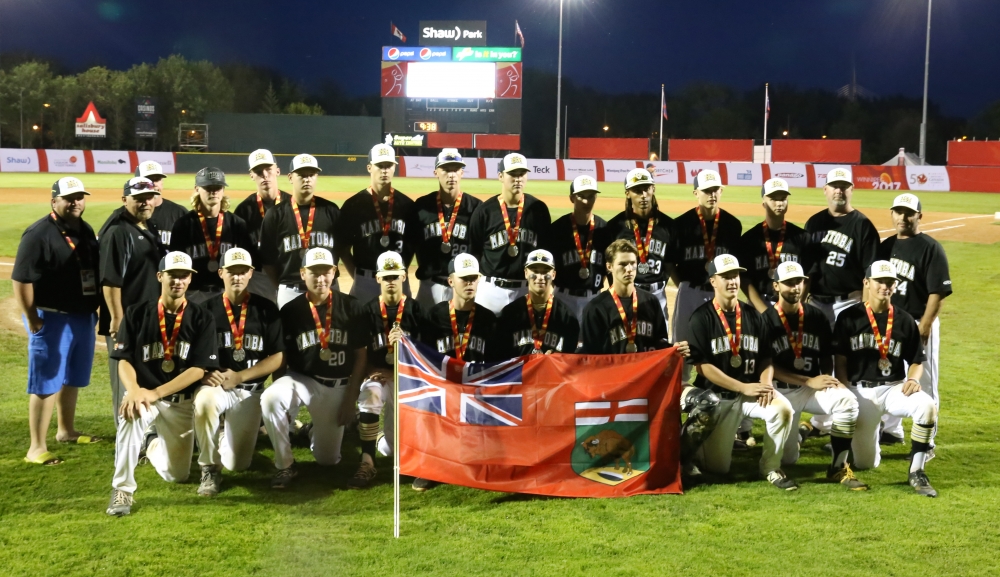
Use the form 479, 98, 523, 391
659, 84, 665, 161
393, 334, 401, 538
762, 83, 769, 163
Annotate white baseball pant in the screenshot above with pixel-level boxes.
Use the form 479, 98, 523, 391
475, 279, 527, 316
277, 284, 305, 309
809, 291, 862, 433
416, 280, 453, 310
850, 381, 937, 470
882, 317, 939, 438
194, 386, 262, 471
358, 378, 394, 457
696, 391, 794, 476
554, 289, 597, 323
111, 397, 195, 494
777, 384, 858, 465
261, 372, 348, 470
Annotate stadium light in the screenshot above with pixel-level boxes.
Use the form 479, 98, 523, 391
603, 125, 609, 132
919, 0, 933, 165
43, 103, 50, 108
31, 124, 39, 131
181, 109, 187, 115
782, 130, 788, 136
822, 135, 828, 139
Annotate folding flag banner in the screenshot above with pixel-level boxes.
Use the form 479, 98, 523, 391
391, 22, 407, 43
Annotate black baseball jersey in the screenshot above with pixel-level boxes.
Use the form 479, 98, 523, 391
362, 296, 425, 370
496, 296, 580, 358
580, 289, 669, 354
259, 196, 341, 285
233, 191, 293, 249
204, 293, 284, 386
763, 303, 833, 379
101, 199, 187, 246
421, 302, 497, 362
406, 191, 483, 281
671, 208, 743, 288
13, 214, 100, 314
687, 300, 771, 391
335, 189, 415, 271
98, 216, 165, 335
805, 209, 879, 297
280, 292, 370, 379
545, 213, 608, 292
109, 299, 219, 395
467, 194, 552, 279
834, 302, 925, 383
737, 221, 811, 302
169, 211, 254, 293
598, 210, 675, 287
877, 234, 952, 319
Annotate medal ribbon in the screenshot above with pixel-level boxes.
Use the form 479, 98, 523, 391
370, 187, 396, 240
572, 217, 595, 269
611, 289, 638, 350
197, 213, 224, 260
256, 193, 280, 218
449, 303, 476, 360
697, 208, 721, 262
308, 293, 334, 351
292, 200, 316, 250
379, 295, 407, 357
158, 298, 187, 362
776, 304, 804, 361
223, 294, 249, 351
525, 294, 554, 351
49, 212, 90, 265
713, 299, 742, 361
630, 217, 655, 263
864, 303, 894, 364
762, 220, 786, 271
498, 195, 524, 251
436, 191, 463, 244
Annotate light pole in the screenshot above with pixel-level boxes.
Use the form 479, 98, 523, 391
19, 88, 24, 148
919, 0, 932, 165
554, 0, 564, 159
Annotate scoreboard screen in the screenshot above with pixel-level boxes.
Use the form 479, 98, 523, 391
406, 62, 497, 99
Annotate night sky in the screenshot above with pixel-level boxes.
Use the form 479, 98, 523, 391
2, 0, 998, 117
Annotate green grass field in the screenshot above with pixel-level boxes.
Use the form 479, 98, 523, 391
1, 174, 999, 576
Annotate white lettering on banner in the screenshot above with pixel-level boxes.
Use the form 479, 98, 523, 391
0, 148, 40, 172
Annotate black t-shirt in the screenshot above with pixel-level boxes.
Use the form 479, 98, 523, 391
406, 190, 483, 281
544, 213, 608, 292
280, 292, 370, 379
737, 220, 811, 302
834, 302, 926, 383
497, 295, 581, 358
233, 191, 293, 249
13, 214, 100, 314
259, 196, 341, 285
763, 303, 833, 378
467, 194, 552, 279
98, 199, 186, 247
580, 289, 669, 354
336, 189, 415, 271
597, 210, 674, 287
671, 208, 743, 287
98, 216, 165, 335
169, 211, 254, 293
687, 300, 771, 391
421, 302, 497, 362
805, 209, 879, 297
109, 299, 219, 394
362, 296, 425, 370
204, 293, 284, 386
877, 234, 953, 319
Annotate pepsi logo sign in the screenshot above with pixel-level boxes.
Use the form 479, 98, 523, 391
420, 48, 432, 60
387, 48, 400, 60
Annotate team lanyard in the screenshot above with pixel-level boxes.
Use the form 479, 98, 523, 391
498, 195, 524, 252
525, 294, 554, 352
292, 199, 316, 250
865, 302, 895, 371
308, 293, 334, 352
49, 212, 91, 265
776, 303, 805, 364
713, 298, 743, 367
380, 295, 407, 358
436, 191, 463, 244
571, 216, 595, 272
449, 302, 476, 360
697, 208, 721, 264
369, 187, 396, 241
256, 193, 280, 219
630, 217, 655, 263
158, 298, 187, 366
197, 213, 224, 261
762, 220, 786, 273
611, 289, 638, 352
223, 293, 249, 354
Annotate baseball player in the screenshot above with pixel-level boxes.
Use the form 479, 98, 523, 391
738, 178, 812, 311
98, 160, 185, 246
598, 169, 675, 316
337, 144, 414, 303
765, 261, 866, 489
876, 193, 951, 444
260, 248, 370, 489
496, 249, 580, 358
169, 167, 253, 303
193, 248, 284, 496
234, 149, 292, 302
544, 175, 607, 321
13, 177, 101, 465
100, 177, 168, 424
259, 154, 341, 308
350, 251, 425, 489
834, 261, 938, 496
106, 251, 219, 516
687, 254, 797, 490
407, 149, 483, 309
422, 253, 497, 363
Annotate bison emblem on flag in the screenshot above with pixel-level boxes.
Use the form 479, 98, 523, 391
573, 400, 651, 485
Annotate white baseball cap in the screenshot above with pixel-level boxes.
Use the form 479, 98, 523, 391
369, 144, 397, 165
449, 253, 481, 277
524, 249, 555, 270
122, 176, 160, 197
221, 247, 254, 270
52, 177, 89, 198
826, 167, 853, 186
499, 153, 529, 174
773, 261, 807, 282
571, 174, 599, 194
867, 260, 899, 281
707, 253, 746, 276
624, 168, 654, 191
693, 170, 723, 191
762, 178, 791, 197
249, 149, 276, 170
135, 161, 166, 179
289, 154, 322, 173
435, 148, 466, 169
159, 251, 196, 273
891, 193, 922, 212
376, 251, 407, 278
302, 247, 335, 269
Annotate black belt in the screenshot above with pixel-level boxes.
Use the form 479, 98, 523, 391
856, 380, 895, 388
812, 294, 853, 304
635, 281, 666, 292
313, 376, 349, 387
237, 382, 262, 393
486, 277, 527, 289
712, 387, 741, 400
557, 287, 595, 298
163, 392, 194, 403
775, 381, 800, 390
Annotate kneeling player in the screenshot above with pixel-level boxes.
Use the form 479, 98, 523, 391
836, 261, 938, 497
194, 248, 284, 495
497, 249, 579, 357
766, 262, 865, 490
107, 252, 219, 516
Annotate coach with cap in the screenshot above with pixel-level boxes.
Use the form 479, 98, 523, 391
99, 160, 185, 246
13, 177, 102, 465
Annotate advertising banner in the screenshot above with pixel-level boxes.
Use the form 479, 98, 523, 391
669, 139, 753, 161
496, 62, 522, 99
905, 166, 950, 192
460, 158, 480, 179
381, 62, 407, 97
75, 102, 106, 138
680, 161, 720, 185
768, 163, 809, 188
44, 149, 87, 173
771, 139, 861, 164
852, 166, 908, 190
135, 97, 157, 138
419, 21, 488, 46
600, 160, 640, 183
646, 161, 679, 184
812, 164, 843, 188
402, 156, 438, 178
526, 158, 558, 180
725, 162, 762, 186
947, 140, 1000, 167
388, 134, 426, 148
481, 157, 502, 177
382, 46, 452, 62
452, 47, 521, 62
570, 138, 647, 160
90, 150, 132, 173
562, 160, 598, 183
136, 151, 176, 174
0, 148, 40, 172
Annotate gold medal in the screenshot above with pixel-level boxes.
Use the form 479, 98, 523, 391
878, 358, 891, 372
161, 359, 175, 373
730, 355, 742, 368
793, 357, 806, 370
440, 241, 452, 254
320, 348, 333, 361
507, 245, 519, 257
232, 348, 245, 362
578, 268, 590, 280
380, 236, 390, 247
385, 352, 394, 364
625, 343, 638, 353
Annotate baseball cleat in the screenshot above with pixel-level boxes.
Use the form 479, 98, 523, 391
197, 465, 222, 496
347, 461, 377, 489
800, 421, 826, 439
411, 477, 438, 492
766, 469, 799, 491
827, 464, 868, 491
271, 466, 298, 490
880, 431, 905, 446
908, 470, 938, 497
106, 489, 134, 516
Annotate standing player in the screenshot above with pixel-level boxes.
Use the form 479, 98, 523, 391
422, 253, 497, 363
835, 261, 938, 496
106, 252, 219, 516
259, 154, 341, 308
687, 254, 797, 490
468, 153, 551, 315
876, 193, 952, 444
765, 261, 866, 489
234, 149, 292, 302
260, 248, 370, 489
738, 178, 812, 311
545, 175, 606, 320
98, 160, 185, 246
407, 149, 482, 308
193, 248, 284, 496
13, 177, 101, 465
100, 177, 167, 424
497, 249, 579, 358
337, 144, 414, 303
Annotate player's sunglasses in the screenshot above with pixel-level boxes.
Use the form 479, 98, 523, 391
129, 181, 156, 191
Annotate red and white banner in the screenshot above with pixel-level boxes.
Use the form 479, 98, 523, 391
679, 161, 719, 185
852, 166, 908, 190
44, 150, 87, 173
90, 150, 132, 173
647, 161, 679, 184
526, 158, 558, 180
905, 166, 950, 192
